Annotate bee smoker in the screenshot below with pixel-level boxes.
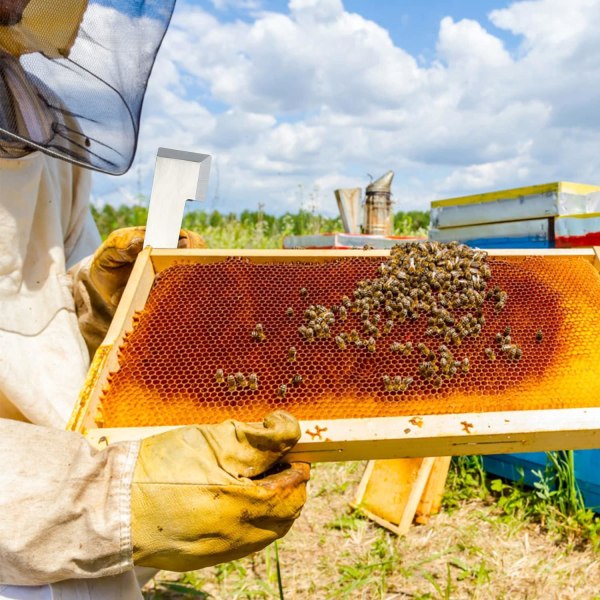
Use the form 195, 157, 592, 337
363, 170, 394, 235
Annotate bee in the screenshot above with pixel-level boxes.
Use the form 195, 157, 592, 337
366, 337, 376, 352
419, 361, 435, 379
382, 375, 393, 392
305, 327, 315, 342
339, 306, 348, 321
402, 341, 413, 356
335, 335, 347, 350
495, 332, 503, 345
404, 376, 414, 390
342, 295, 352, 308
252, 323, 266, 342
349, 329, 360, 342
504, 335, 512, 345
504, 325, 511, 336
235, 372, 247, 388
363, 244, 374, 250
461, 357, 470, 373
215, 369, 225, 383
390, 342, 402, 353
278, 384, 287, 397
226, 375, 237, 391
536, 330, 543, 342
515, 347, 523, 360
425, 327, 438, 337
432, 375, 442, 389
248, 373, 258, 391
396, 377, 410, 392
286, 307, 295, 317
288, 346, 297, 362
305, 308, 317, 320
292, 374, 303, 386
300, 287, 308, 298
485, 348, 496, 361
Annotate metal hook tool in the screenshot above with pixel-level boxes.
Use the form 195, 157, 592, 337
144, 148, 212, 249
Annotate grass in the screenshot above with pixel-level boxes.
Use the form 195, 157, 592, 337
142, 460, 599, 599
444, 453, 600, 551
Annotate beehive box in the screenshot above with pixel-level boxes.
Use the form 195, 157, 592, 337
68, 247, 600, 462
556, 213, 600, 248
283, 233, 424, 249
430, 182, 600, 230
429, 219, 552, 249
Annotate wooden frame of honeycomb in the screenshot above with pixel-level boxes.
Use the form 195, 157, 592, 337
68, 247, 600, 462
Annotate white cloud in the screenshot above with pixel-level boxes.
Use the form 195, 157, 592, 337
94, 0, 600, 216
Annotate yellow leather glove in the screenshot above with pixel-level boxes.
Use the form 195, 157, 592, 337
71, 226, 206, 357
131, 411, 310, 572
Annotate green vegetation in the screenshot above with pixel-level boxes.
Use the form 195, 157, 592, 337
444, 452, 600, 550
90, 204, 430, 246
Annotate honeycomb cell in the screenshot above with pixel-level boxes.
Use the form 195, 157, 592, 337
97, 245, 600, 427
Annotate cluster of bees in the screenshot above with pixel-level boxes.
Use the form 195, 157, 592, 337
298, 304, 335, 342
215, 369, 258, 391
228, 241, 526, 397
487, 326, 523, 361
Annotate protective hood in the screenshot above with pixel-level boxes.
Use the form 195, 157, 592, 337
0, 0, 176, 174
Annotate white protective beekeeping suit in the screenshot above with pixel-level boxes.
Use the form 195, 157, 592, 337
0, 154, 144, 598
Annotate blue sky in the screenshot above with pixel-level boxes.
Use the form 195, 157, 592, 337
92, 0, 600, 216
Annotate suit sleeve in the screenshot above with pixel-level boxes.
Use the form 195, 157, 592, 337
0, 419, 140, 585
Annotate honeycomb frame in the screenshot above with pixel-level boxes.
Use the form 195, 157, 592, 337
69, 247, 600, 462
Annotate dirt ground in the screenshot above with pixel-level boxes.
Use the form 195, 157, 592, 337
143, 461, 600, 599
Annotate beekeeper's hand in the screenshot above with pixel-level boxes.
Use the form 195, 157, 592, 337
70, 226, 206, 357
87, 226, 206, 309
131, 411, 310, 571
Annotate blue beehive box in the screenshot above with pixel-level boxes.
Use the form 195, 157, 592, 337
483, 452, 600, 512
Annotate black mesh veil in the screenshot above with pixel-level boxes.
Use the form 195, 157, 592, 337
0, 0, 176, 174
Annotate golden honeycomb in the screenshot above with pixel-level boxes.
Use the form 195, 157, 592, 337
97, 247, 600, 428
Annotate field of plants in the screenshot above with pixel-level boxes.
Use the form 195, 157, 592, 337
92, 205, 599, 599
91, 204, 430, 246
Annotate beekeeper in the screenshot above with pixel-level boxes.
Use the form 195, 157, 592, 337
0, 2, 309, 599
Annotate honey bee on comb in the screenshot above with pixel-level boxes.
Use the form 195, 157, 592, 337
248, 373, 258, 391
235, 372, 247, 388
251, 323, 266, 342
226, 375, 237, 392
